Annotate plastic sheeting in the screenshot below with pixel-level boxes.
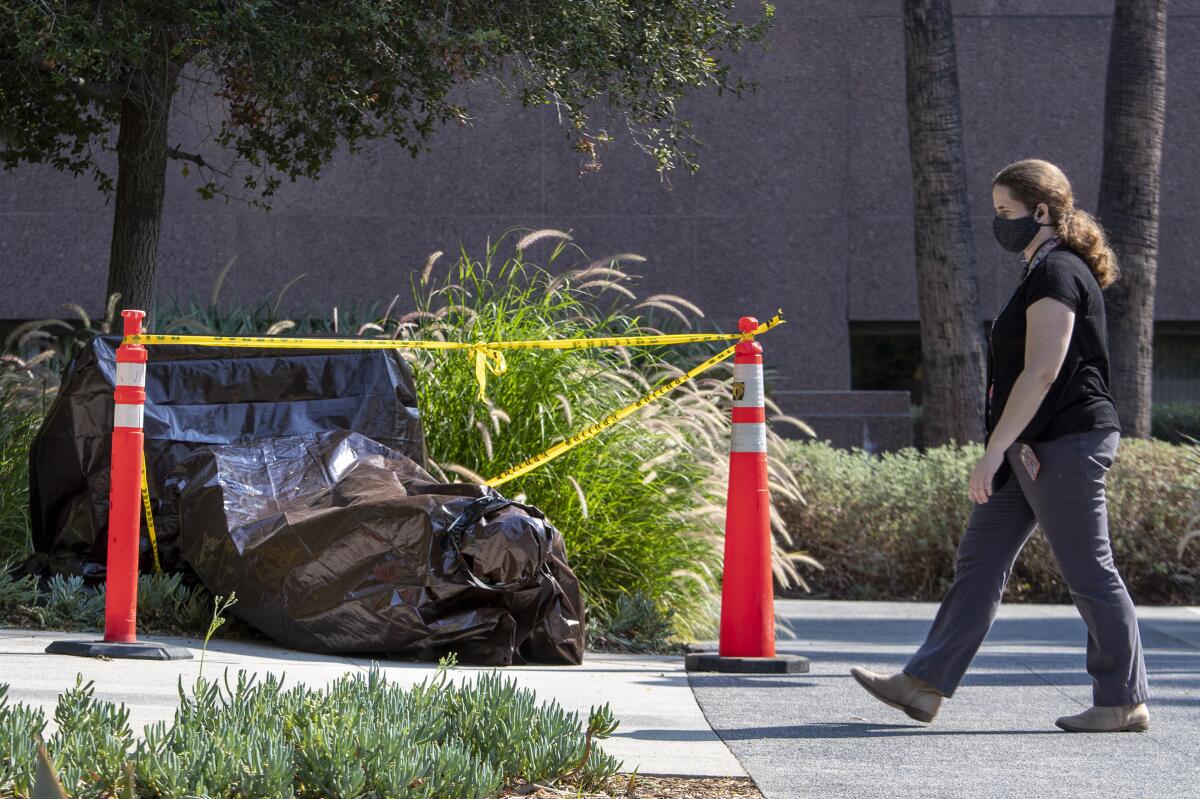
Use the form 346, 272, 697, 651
167, 431, 585, 665
29, 336, 425, 578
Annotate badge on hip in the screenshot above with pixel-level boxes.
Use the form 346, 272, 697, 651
1018, 443, 1041, 480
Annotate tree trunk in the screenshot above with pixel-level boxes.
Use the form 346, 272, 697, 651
105, 61, 179, 319
903, 0, 986, 447
1098, 0, 1167, 440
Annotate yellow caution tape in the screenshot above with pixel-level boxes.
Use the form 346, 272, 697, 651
124, 318, 783, 353
125, 313, 784, 402
124, 312, 784, 489
140, 457, 162, 574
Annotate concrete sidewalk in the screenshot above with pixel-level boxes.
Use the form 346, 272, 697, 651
0, 629, 741, 777
690, 600, 1200, 799
7, 599, 1199, 794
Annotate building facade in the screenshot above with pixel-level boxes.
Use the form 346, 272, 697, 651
3, 1, 1198, 450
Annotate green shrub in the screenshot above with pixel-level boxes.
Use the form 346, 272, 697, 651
130, 572, 216, 636
1178, 436, 1200, 559
587, 590, 687, 654
0, 657, 621, 798
157, 233, 810, 639
1151, 401, 1200, 445
0, 565, 38, 607
0, 684, 44, 797
779, 437, 1200, 604
0, 388, 42, 563
776, 440, 975, 600
406, 235, 719, 639
0, 566, 218, 637
38, 575, 107, 631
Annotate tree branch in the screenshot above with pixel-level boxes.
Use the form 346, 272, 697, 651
167, 144, 231, 177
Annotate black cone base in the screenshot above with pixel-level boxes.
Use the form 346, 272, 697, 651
685, 652, 809, 674
45, 639, 193, 661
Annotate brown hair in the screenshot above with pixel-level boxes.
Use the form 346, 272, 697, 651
992, 159, 1119, 289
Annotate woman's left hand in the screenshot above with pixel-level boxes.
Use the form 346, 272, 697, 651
969, 449, 1005, 504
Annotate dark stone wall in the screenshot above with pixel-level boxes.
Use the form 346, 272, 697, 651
3, 1, 1198, 448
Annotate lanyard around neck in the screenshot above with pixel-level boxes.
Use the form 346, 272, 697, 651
994, 235, 1062, 339
1021, 236, 1061, 280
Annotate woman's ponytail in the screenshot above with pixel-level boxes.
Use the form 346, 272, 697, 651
1057, 208, 1120, 289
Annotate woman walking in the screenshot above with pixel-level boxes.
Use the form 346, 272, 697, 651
851, 158, 1150, 733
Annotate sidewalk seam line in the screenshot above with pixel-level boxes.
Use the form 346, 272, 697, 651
685, 672, 757, 783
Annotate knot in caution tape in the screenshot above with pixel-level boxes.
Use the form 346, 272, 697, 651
470, 344, 508, 400
741, 310, 783, 342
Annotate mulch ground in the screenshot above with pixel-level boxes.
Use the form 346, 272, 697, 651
502, 774, 764, 799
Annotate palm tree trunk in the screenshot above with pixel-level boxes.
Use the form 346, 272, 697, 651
1098, 0, 1167, 440
105, 61, 179, 319
903, 0, 986, 447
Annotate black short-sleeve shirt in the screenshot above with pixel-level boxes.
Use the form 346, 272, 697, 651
985, 243, 1121, 448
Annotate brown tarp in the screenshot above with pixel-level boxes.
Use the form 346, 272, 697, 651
168, 430, 585, 665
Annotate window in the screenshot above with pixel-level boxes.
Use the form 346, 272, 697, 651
1153, 322, 1200, 404
851, 320, 1200, 407
849, 321, 923, 404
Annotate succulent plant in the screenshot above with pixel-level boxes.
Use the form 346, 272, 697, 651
1, 655, 620, 799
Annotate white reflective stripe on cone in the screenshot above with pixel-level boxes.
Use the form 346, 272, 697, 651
733, 363, 765, 408
731, 423, 767, 453
115, 362, 146, 387
113, 403, 144, 429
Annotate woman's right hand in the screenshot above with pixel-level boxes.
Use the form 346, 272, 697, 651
968, 450, 1004, 504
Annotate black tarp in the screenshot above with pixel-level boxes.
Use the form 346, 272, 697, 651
167, 431, 585, 665
29, 336, 425, 578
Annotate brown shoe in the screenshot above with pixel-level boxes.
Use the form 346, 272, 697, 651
1055, 703, 1150, 733
850, 667, 944, 723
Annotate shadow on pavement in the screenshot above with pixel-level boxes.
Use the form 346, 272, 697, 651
769, 649, 1200, 686
776, 616, 1200, 649
612, 728, 727, 741
687, 677, 822, 689
716, 722, 1064, 740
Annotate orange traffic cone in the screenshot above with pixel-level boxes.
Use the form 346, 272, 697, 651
685, 317, 808, 674
47, 310, 191, 661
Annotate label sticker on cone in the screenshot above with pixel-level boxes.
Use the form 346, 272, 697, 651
732, 364, 764, 407
113, 404, 144, 430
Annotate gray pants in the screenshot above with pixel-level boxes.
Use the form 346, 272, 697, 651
904, 428, 1150, 706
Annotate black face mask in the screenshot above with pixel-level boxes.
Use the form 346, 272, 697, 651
992, 212, 1054, 253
